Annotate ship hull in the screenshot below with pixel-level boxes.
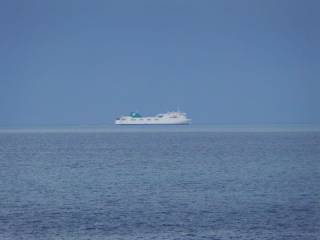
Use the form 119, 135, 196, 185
115, 111, 191, 125
115, 119, 191, 125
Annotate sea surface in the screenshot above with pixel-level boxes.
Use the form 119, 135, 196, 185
0, 126, 319, 240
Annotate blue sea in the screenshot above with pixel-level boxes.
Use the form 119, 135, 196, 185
0, 126, 319, 240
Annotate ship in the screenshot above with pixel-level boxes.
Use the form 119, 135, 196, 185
115, 111, 191, 125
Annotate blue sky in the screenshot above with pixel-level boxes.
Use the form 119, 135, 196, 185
1, 0, 319, 125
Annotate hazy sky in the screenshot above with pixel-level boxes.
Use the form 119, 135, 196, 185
1, 0, 319, 125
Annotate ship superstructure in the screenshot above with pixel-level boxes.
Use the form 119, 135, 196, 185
115, 111, 191, 125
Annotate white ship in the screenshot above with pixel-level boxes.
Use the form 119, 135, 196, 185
115, 111, 191, 125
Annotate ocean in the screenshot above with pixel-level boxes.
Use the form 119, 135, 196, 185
0, 126, 319, 239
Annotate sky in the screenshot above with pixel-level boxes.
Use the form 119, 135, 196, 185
1, 0, 319, 126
